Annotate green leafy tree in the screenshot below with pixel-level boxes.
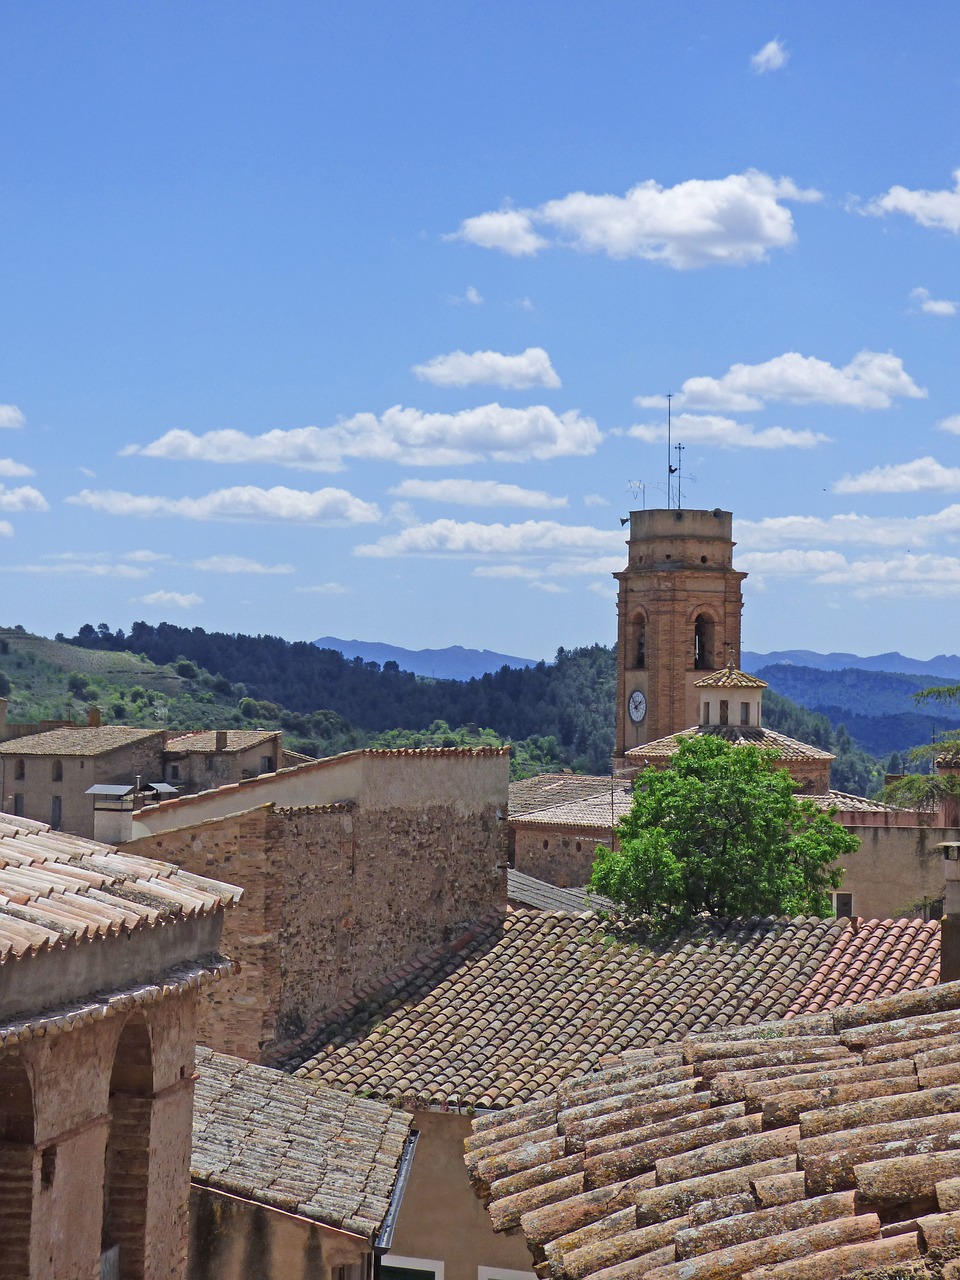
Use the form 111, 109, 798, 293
881, 683, 960, 809
590, 736, 857, 924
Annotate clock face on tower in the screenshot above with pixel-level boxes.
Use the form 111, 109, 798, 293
628, 689, 647, 724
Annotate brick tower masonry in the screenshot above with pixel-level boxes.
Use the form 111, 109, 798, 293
614, 507, 747, 764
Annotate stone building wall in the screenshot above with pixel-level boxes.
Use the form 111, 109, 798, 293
513, 826, 607, 886
0, 989, 198, 1280
125, 750, 510, 1062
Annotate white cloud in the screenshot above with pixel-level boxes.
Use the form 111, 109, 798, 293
448, 285, 484, 305
295, 582, 353, 595
124, 404, 601, 470
940, 415, 960, 435
531, 581, 567, 593
0, 485, 49, 512
139, 590, 203, 608
412, 346, 561, 389
736, 504, 960, 550
0, 406, 25, 429
737, 550, 849, 575
835, 457, 960, 494
584, 493, 610, 507
193, 555, 295, 574
628, 411, 827, 449
863, 170, 960, 233
472, 564, 541, 580
67, 485, 381, 524
816, 554, 960, 599
390, 479, 567, 509
355, 519, 623, 559
0, 522, 12, 538
123, 549, 171, 563
638, 350, 926, 412
751, 38, 789, 73
910, 286, 957, 317
0, 459, 33, 477
448, 208, 548, 257
450, 171, 820, 269
0, 558, 149, 579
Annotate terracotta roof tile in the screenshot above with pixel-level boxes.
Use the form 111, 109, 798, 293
0, 815, 242, 962
166, 729, 279, 753
627, 726, 835, 763
0, 725, 164, 756
193, 1046, 413, 1242
289, 913, 939, 1110
467, 979, 960, 1280
510, 775, 618, 818
693, 667, 769, 690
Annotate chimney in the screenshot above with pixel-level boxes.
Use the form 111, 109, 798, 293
215, 730, 228, 752
87, 705, 102, 727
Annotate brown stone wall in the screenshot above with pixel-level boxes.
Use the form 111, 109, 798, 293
125, 751, 509, 1062
126, 807, 282, 1060
837, 823, 960, 920
513, 827, 607, 886
188, 1187, 368, 1280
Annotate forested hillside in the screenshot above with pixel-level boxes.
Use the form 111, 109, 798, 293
63, 622, 886, 791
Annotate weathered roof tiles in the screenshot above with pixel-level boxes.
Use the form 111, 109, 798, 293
193, 1047, 414, 1243
292, 912, 939, 1111
466, 979, 960, 1280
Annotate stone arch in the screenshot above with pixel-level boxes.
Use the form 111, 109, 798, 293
689, 607, 720, 671
0, 1053, 35, 1279
627, 607, 649, 670
103, 1015, 155, 1279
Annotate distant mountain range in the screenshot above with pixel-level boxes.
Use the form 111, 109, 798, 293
313, 636, 540, 681
743, 649, 960, 680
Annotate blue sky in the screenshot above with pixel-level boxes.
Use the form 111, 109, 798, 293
3, 2, 960, 660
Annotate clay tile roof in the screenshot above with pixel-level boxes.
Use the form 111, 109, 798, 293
627, 725, 835, 763
165, 729, 277, 754
289, 913, 939, 1111
466, 977, 960, 1280
510, 775, 618, 818
193, 1047, 414, 1243
0, 725, 164, 756
694, 667, 769, 690
507, 870, 613, 914
0, 815, 242, 962
812, 790, 902, 815
511, 787, 633, 831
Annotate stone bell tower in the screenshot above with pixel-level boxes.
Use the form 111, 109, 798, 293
613, 507, 747, 763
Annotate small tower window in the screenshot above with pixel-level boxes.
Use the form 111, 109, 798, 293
14, 758, 24, 781
52, 759, 63, 782
702, 702, 710, 725
740, 702, 750, 726
635, 620, 646, 669
693, 614, 715, 670
719, 699, 729, 725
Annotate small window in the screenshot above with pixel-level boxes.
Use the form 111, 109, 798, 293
719, 699, 729, 726
12, 793, 23, 816
575, 841, 582, 852
51, 796, 62, 830
14, 758, 24, 781
52, 759, 63, 782
702, 702, 710, 725
41, 1145, 57, 1188
740, 702, 750, 726
542, 839, 549, 850
832, 892, 853, 918
169, 764, 180, 781
260, 755, 275, 773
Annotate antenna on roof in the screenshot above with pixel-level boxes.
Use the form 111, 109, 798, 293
627, 479, 647, 508
674, 443, 685, 511
666, 395, 678, 509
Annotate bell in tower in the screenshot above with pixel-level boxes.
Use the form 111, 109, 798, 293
613, 507, 747, 766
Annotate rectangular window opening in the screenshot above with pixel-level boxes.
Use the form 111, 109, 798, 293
719, 700, 729, 726
740, 702, 750, 726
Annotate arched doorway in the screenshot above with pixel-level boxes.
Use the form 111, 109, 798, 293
103, 1017, 154, 1279
0, 1053, 35, 1279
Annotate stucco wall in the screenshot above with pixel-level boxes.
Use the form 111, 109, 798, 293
125, 751, 510, 1062
838, 822, 960, 920
188, 1187, 367, 1280
387, 1111, 534, 1280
